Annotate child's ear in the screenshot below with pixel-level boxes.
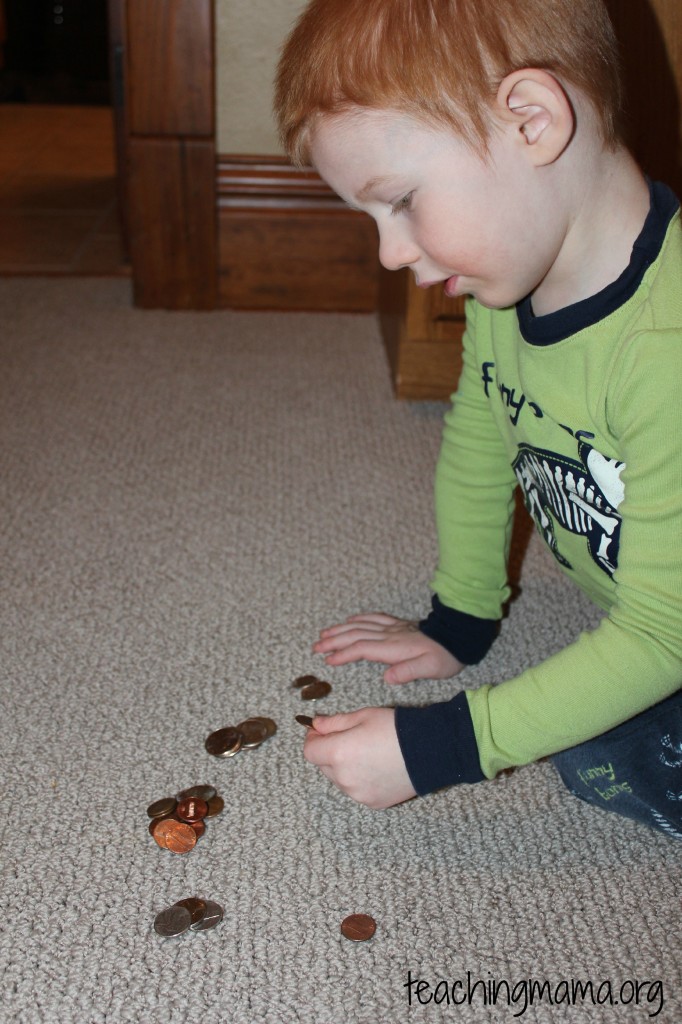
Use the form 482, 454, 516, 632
496, 69, 574, 165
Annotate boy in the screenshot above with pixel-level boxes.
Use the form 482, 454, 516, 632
274, 0, 682, 837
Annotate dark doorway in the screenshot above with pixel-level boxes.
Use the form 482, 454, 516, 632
1, 0, 110, 104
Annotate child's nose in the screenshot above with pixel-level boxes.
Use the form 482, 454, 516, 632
378, 228, 419, 272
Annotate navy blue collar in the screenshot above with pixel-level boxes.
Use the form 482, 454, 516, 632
517, 179, 679, 346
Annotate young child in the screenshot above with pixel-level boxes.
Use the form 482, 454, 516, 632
274, 0, 682, 837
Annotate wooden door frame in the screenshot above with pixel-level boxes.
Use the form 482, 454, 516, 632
108, 0, 217, 309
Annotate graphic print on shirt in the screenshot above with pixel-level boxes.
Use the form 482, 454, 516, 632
513, 440, 625, 577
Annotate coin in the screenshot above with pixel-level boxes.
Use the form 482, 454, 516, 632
190, 900, 224, 932
188, 818, 206, 839
236, 718, 269, 749
301, 680, 332, 701
176, 785, 216, 802
175, 897, 207, 926
154, 904, 192, 938
295, 714, 314, 728
249, 716, 277, 739
340, 914, 376, 942
205, 726, 242, 758
205, 794, 225, 817
150, 816, 179, 849
163, 820, 198, 855
293, 674, 318, 688
147, 797, 177, 819
176, 797, 208, 822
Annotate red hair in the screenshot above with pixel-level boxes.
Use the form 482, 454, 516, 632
275, 0, 623, 164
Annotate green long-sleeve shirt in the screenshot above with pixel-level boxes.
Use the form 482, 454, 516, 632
396, 180, 682, 791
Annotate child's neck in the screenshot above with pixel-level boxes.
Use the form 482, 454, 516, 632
530, 146, 650, 317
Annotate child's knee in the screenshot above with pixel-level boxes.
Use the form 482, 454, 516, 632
551, 692, 682, 838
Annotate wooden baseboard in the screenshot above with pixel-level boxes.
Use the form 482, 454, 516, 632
217, 155, 379, 311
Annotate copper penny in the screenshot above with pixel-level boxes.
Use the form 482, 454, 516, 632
190, 900, 224, 932
163, 820, 198, 855
176, 797, 208, 822
188, 818, 206, 839
301, 680, 332, 701
293, 674, 318, 688
250, 716, 277, 739
205, 794, 224, 817
295, 714, 314, 728
341, 914, 376, 942
175, 897, 207, 926
154, 904, 192, 938
236, 719, 269, 748
176, 785, 216, 802
205, 726, 242, 758
147, 797, 177, 819
150, 816, 178, 849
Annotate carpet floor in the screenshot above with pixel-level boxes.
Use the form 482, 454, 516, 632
1, 278, 679, 1023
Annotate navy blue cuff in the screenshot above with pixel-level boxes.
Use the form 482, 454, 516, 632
395, 691, 485, 795
418, 594, 498, 665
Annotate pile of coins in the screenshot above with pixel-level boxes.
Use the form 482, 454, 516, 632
293, 675, 332, 701
204, 715, 277, 758
147, 784, 224, 855
154, 897, 224, 938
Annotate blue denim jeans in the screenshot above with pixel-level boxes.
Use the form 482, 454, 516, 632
551, 688, 682, 839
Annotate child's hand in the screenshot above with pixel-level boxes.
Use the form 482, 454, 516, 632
303, 708, 416, 809
313, 612, 463, 684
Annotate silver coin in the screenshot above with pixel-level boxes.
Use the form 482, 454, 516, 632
190, 900, 224, 932
175, 785, 217, 802
154, 904, 192, 938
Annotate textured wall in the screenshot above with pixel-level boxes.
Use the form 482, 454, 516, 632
216, 0, 307, 155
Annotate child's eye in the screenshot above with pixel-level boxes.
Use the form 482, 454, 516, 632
390, 192, 414, 216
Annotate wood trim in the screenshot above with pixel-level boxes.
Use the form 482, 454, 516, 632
126, 0, 215, 137
217, 155, 379, 311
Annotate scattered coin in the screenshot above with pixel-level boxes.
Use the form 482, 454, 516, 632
154, 904, 192, 938
153, 898, 224, 938
293, 674, 318, 688
188, 818, 206, 839
205, 726, 243, 758
151, 817, 182, 850
176, 785, 216, 802
175, 897, 207, 926
190, 899, 224, 932
236, 718, 269, 749
205, 794, 225, 817
176, 797, 208, 822
205, 715, 278, 759
249, 716, 277, 739
301, 679, 332, 701
341, 914, 377, 942
147, 797, 177, 819
163, 820, 198, 855
295, 714, 314, 728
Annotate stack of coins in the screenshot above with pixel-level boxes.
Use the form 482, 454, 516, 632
147, 784, 225, 854
293, 675, 332, 701
154, 897, 224, 937
204, 716, 277, 758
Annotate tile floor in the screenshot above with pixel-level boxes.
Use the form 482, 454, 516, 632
0, 104, 129, 275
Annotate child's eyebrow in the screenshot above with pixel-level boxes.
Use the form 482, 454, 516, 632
356, 175, 394, 202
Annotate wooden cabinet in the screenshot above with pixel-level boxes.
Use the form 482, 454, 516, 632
383, 0, 682, 399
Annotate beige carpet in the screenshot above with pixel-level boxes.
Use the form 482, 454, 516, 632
1, 278, 679, 1024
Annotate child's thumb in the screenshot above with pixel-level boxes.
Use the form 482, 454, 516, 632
310, 710, 364, 734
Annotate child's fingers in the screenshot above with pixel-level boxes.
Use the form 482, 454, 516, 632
309, 710, 366, 735
384, 653, 435, 685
